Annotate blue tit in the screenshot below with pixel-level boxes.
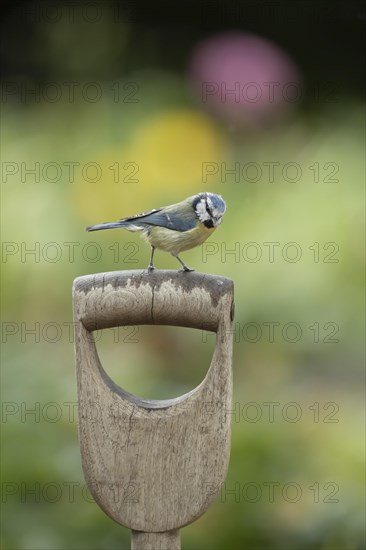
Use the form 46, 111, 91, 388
86, 191, 226, 272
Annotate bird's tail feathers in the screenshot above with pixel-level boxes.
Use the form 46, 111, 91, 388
86, 221, 143, 232
86, 221, 125, 232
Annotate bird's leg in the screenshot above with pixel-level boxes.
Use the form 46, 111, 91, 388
148, 246, 155, 272
171, 253, 194, 272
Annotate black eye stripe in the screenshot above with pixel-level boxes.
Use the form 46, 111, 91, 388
205, 202, 212, 216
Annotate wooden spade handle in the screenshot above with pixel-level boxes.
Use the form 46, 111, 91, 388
73, 270, 234, 549
73, 270, 234, 332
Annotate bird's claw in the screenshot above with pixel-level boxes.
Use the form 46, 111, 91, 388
147, 265, 155, 272
179, 267, 195, 273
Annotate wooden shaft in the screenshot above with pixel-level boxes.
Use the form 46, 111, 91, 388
131, 530, 180, 550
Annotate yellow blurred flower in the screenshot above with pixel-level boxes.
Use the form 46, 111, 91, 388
130, 109, 226, 192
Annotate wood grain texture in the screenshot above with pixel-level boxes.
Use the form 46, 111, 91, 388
131, 529, 180, 550
73, 270, 234, 540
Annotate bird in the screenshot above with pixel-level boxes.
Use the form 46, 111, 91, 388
86, 192, 226, 272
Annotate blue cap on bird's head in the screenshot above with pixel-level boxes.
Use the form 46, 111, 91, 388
193, 192, 226, 228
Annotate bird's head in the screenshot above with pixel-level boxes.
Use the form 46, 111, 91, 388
193, 192, 226, 228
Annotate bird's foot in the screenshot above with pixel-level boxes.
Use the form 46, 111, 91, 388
179, 267, 195, 273
147, 265, 155, 272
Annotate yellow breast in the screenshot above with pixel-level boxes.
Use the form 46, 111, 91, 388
142, 222, 216, 254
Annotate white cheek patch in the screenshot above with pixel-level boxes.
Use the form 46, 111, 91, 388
211, 206, 221, 218
195, 198, 211, 222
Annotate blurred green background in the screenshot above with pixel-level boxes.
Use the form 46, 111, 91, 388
1, 1, 365, 549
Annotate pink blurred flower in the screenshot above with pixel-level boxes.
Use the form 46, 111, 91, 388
189, 32, 302, 128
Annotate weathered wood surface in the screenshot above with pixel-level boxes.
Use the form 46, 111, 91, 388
73, 270, 234, 548
131, 529, 180, 550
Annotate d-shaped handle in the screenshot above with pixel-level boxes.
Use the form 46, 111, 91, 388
73, 270, 234, 548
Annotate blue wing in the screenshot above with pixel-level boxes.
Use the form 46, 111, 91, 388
120, 207, 196, 232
